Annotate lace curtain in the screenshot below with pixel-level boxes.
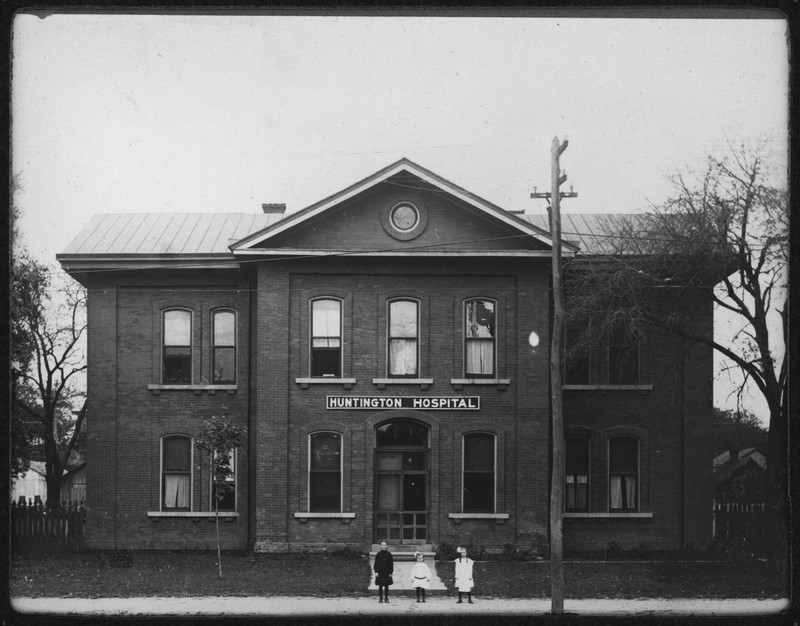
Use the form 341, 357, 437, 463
609, 475, 637, 509
164, 474, 190, 508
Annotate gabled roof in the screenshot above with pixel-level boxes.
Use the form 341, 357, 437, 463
61, 159, 610, 274
26, 461, 47, 478
231, 158, 563, 254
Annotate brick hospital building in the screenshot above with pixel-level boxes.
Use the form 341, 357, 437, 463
57, 159, 713, 553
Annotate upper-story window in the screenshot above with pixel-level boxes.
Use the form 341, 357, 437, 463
609, 436, 639, 511
311, 299, 342, 377
212, 310, 236, 384
565, 324, 591, 385
163, 309, 192, 384
464, 299, 496, 377
388, 299, 418, 377
463, 432, 495, 513
162, 435, 192, 511
309, 432, 342, 512
608, 322, 639, 384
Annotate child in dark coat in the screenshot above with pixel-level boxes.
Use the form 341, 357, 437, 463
373, 540, 394, 603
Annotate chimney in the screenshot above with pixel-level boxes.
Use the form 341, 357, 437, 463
262, 203, 286, 215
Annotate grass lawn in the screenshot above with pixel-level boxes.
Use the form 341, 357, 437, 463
443, 560, 787, 599
10, 551, 787, 599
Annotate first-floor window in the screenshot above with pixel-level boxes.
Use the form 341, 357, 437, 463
162, 435, 192, 510
609, 436, 638, 511
566, 436, 590, 511
211, 449, 236, 511
309, 432, 341, 512
463, 432, 495, 513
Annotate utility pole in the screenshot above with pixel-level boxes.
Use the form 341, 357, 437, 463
531, 136, 577, 615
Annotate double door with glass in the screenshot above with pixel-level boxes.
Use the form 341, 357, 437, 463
375, 449, 428, 543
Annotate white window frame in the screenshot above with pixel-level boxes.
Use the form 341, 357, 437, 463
387, 298, 420, 378
463, 298, 497, 378
211, 308, 237, 385
162, 308, 193, 384
310, 298, 343, 378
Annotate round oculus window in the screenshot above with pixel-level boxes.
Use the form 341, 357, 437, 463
390, 202, 419, 232
380, 194, 428, 241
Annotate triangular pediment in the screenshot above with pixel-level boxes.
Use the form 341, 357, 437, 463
231, 159, 568, 258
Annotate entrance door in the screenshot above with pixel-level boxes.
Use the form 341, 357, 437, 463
374, 420, 429, 544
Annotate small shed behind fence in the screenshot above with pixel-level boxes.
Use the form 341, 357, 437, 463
10, 461, 47, 504
11, 461, 87, 506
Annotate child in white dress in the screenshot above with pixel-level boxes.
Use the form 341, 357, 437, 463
409, 551, 432, 602
454, 546, 474, 604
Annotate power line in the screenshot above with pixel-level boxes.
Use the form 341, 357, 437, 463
24, 224, 783, 278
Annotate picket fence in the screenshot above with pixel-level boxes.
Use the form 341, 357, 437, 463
712, 502, 773, 554
10, 500, 86, 552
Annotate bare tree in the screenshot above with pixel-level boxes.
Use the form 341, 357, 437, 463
565, 141, 788, 564
12, 255, 88, 507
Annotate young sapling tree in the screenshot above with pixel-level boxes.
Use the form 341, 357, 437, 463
195, 414, 247, 578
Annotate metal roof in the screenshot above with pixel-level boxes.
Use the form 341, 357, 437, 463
60, 211, 643, 259
60, 212, 280, 256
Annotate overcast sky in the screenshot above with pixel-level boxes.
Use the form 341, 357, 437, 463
10, 12, 789, 421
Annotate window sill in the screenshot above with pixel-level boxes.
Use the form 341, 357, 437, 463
563, 512, 653, 521
148, 384, 237, 396
373, 378, 434, 390
296, 378, 356, 389
563, 385, 653, 394
448, 513, 509, 524
450, 379, 510, 390
147, 511, 239, 522
294, 512, 356, 524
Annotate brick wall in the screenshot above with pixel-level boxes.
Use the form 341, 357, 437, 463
250, 256, 552, 553
78, 193, 713, 553
562, 288, 715, 551
84, 269, 251, 550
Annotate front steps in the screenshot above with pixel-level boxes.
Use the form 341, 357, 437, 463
369, 544, 435, 561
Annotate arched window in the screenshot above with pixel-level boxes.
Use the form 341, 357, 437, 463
463, 432, 495, 513
388, 299, 418, 377
609, 436, 638, 511
162, 435, 192, 510
464, 299, 495, 377
212, 309, 236, 384
309, 432, 342, 512
566, 436, 590, 511
162, 309, 192, 384
311, 299, 342, 377
375, 420, 428, 447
